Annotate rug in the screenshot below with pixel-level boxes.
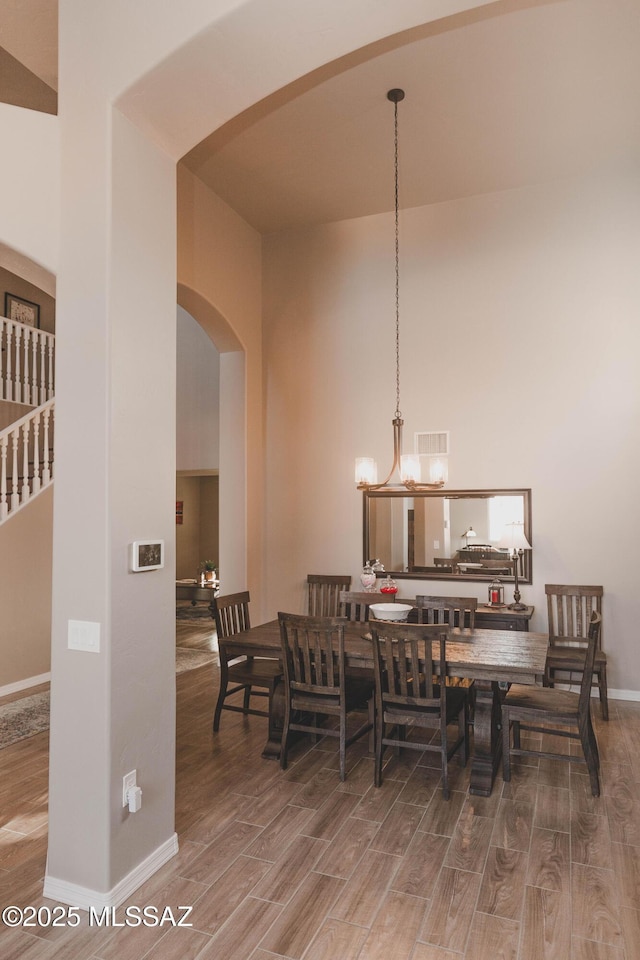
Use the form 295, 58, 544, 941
0, 648, 217, 749
175, 648, 217, 673
0, 691, 50, 749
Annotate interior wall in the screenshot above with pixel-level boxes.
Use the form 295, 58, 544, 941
175, 474, 219, 579
177, 166, 262, 608
0, 102, 58, 274
176, 305, 220, 471
0, 487, 53, 690
263, 173, 640, 696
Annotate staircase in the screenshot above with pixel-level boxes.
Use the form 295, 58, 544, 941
0, 315, 55, 524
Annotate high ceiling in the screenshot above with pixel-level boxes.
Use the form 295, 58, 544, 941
182, 0, 640, 233
3, 0, 638, 235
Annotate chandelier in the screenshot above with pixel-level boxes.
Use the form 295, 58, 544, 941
355, 89, 445, 492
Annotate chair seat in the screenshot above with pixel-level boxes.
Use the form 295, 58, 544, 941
227, 658, 282, 686
546, 647, 606, 669
505, 682, 581, 718
384, 686, 467, 727
292, 679, 374, 716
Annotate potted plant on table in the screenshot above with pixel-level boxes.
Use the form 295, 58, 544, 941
200, 561, 217, 585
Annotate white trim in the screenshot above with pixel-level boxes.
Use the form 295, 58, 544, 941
43, 833, 179, 910
610, 688, 640, 703
0, 672, 51, 699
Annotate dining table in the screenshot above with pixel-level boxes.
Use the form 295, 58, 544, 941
219, 619, 549, 796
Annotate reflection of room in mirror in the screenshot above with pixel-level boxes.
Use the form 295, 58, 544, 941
364, 489, 531, 583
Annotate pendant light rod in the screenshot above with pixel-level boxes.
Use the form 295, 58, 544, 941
355, 88, 445, 492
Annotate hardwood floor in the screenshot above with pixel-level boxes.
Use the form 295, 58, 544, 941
1, 618, 639, 959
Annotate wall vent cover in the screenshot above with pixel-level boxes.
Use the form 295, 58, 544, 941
414, 431, 449, 457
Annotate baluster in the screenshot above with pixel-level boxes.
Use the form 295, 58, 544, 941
0, 434, 7, 520
0, 320, 4, 400
32, 413, 41, 494
47, 334, 55, 399
21, 420, 30, 502
10, 427, 19, 510
39, 333, 47, 404
42, 406, 51, 484
6, 323, 13, 402
31, 330, 38, 405
22, 326, 31, 405
14, 325, 23, 403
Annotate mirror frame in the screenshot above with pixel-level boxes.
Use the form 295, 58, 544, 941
363, 487, 532, 584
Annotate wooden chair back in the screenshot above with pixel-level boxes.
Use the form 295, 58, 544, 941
371, 621, 449, 708
279, 613, 346, 699
307, 574, 352, 617
339, 590, 388, 622
415, 595, 477, 629
579, 611, 602, 715
545, 584, 603, 650
212, 591, 251, 639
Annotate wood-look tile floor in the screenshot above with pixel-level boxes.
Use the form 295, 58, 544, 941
1, 618, 639, 959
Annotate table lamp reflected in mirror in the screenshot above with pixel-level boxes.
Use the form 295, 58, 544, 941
498, 522, 532, 610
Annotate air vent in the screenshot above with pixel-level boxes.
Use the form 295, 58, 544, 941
414, 431, 449, 457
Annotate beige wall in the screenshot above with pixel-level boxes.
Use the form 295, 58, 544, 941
263, 174, 640, 696
178, 166, 262, 605
175, 474, 219, 579
0, 487, 53, 689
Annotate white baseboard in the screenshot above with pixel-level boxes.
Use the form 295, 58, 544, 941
43, 833, 179, 910
610, 688, 640, 702
0, 672, 51, 699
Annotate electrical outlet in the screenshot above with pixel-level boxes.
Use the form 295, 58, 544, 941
122, 770, 137, 807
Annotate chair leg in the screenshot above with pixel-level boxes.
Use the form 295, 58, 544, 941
597, 664, 609, 721
502, 708, 511, 782
441, 744, 450, 801
213, 665, 229, 732
280, 699, 291, 771
374, 716, 384, 788
579, 721, 600, 797
368, 697, 375, 753
339, 710, 347, 783
586, 710, 600, 772
243, 686, 251, 712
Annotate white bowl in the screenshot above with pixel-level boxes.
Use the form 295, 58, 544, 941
369, 603, 413, 622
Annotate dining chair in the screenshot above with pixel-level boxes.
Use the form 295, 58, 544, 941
415, 595, 478, 629
544, 584, 607, 720
339, 590, 388, 622
415, 595, 477, 717
370, 621, 469, 799
502, 611, 602, 796
278, 612, 374, 781
212, 591, 282, 732
307, 574, 352, 617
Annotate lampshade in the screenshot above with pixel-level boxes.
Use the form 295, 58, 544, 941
462, 527, 477, 539
498, 522, 531, 552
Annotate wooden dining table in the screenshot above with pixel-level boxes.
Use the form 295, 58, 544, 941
219, 619, 549, 796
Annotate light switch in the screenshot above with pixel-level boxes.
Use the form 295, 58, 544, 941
68, 619, 101, 653
433, 540, 440, 550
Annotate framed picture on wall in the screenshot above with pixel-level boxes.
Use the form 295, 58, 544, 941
4, 293, 40, 328
130, 540, 165, 572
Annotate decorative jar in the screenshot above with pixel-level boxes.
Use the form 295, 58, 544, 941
360, 562, 377, 592
380, 575, 398, 596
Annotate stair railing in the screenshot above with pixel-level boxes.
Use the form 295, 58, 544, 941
0, 399, 55, 523
0, 315, 55, 405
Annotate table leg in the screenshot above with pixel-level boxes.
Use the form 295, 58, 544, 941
469, 679, 504, 796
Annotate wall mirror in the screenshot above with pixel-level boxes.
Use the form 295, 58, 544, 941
363, 488, 532, 583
